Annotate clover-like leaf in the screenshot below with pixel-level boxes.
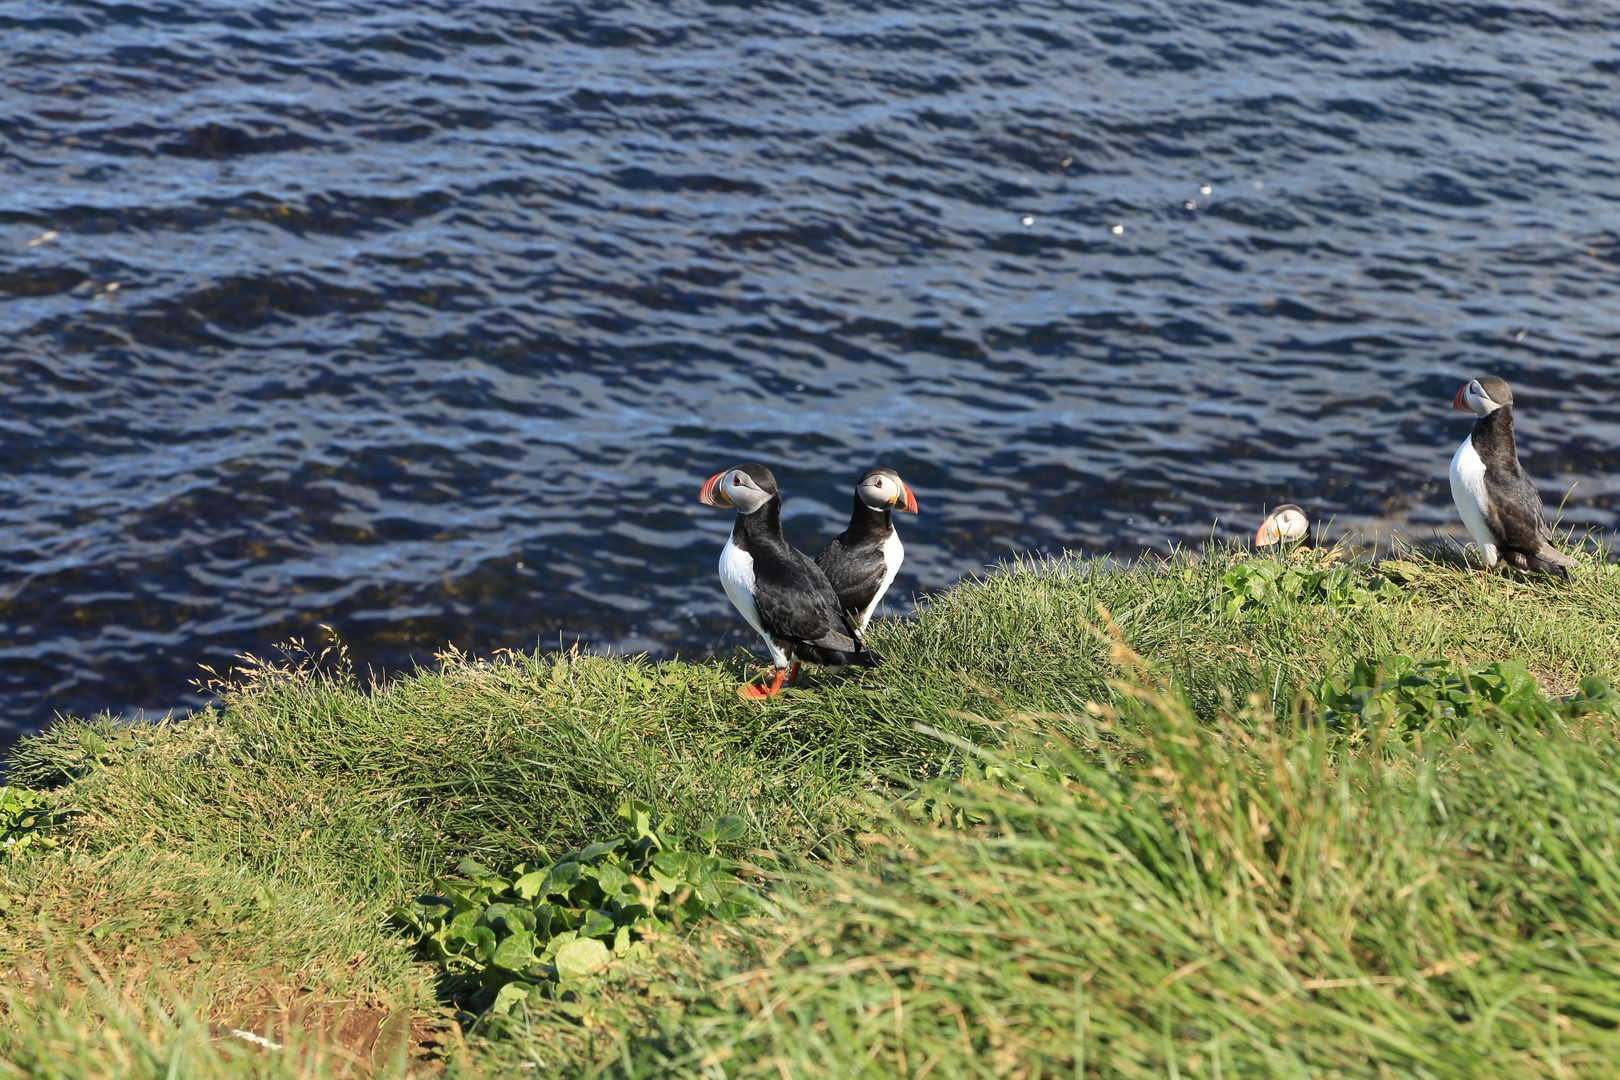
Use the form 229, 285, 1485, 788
538, 929, 576, 963
711, 816, 747, 844
554, 936, 612, 980
491, 930, 536, 972
596, 862, 630, 898
489, 981, 535, 1016
447, 907, 480, 945
542, 861, 581, 897
578, 908, 616, 940
578, 840, 622, 863
466, 925, 497, 964
513, 871, 547, 900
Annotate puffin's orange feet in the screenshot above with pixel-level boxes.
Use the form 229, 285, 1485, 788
738, 668, 790, 700
784, 662, 802, 686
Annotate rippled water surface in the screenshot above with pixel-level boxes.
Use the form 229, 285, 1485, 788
2, 0, 1618, 734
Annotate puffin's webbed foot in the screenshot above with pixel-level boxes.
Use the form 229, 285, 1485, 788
738, 668, 790, 700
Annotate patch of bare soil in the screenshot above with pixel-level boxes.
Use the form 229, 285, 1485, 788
211, 982, 456, 1075
3, 940, 454, 1077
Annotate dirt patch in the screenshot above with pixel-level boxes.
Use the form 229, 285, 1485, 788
2, 943, 452, 1076
213, 984, 454, 1074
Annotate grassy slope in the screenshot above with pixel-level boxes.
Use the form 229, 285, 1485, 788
1, 544, 1619, 1077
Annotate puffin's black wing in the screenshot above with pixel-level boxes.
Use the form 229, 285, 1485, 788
1490, 464, 1547, 550
1496, 463, 1578, 574
1470, 415, 1575, 574
751, 550, 833, 638
755, 547, 879, 665
815, 535, 889, 618
1472, 433, 1575, 574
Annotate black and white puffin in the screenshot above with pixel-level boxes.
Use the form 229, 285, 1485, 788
814, 468, 919, 637
1253, 504, 1311, 549
1449, 376, 1577, 575
699, 463, 881, 699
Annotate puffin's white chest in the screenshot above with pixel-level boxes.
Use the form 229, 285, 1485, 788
1449, 435, 1499, 567
853, 529, 905, 634
718, 535, 787, 665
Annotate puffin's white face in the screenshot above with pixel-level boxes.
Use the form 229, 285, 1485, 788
700, 467, 773, 514
856, 471, 919, 513
1453, 379, 1503, 417
1254, 505, 1309, 547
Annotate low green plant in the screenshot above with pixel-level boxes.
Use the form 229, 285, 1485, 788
1222, 556, 1400, 618
0, 787, 63, 856
1312, 655, 1620, 743
394, 800, 762, 1018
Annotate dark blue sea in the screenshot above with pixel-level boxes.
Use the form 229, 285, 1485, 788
2, 0, 1618, 736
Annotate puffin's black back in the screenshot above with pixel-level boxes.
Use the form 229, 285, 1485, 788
1469, 400, 1574, 575
815, 484, 894, 621
732, 492, 881, 666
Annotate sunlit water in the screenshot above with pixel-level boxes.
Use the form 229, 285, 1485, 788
2, 0, 1617, 736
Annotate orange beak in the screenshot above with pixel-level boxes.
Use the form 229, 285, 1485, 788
1254, 521, 1273, 546
699, 471, 731, 507
1452, 384, 1470, 412
895, 479, 919, 514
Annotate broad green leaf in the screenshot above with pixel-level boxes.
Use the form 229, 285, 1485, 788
542, 861, 581, 896
435, 880, 488, 912
579, 840, 621, 862
512, 871, 547, 900
596, 863, 630, 897
489, 981, 534, 1016
414, 894, 452, 913
491, 930, 535, 972
530, 902, 554, 939
654, 850, 703, 880
617, 799, 655, 839
539, 929, 576, 963
578, 908, 615, 939
687, 866, 722, 906
648, 864, 680, 894
554, 937, 612, 980
448, 908, 480, 944
467, 925, 497, 963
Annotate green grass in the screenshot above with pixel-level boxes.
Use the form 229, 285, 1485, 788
2, 542, 1619, 1077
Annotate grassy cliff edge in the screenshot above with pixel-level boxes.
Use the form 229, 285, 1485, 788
3, 543, 1620, 1078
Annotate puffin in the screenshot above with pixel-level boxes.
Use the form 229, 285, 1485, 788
1449, 375, 1577, 575
814, 468, 919, 637
1254, 504, 1311, 549
699, 463, 881, 699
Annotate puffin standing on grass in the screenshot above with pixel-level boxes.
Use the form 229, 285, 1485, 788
699, 463, 881, 699
1254, 504, 1312, 549
1449, 375, 1577, 575
815, 468, 919, 637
